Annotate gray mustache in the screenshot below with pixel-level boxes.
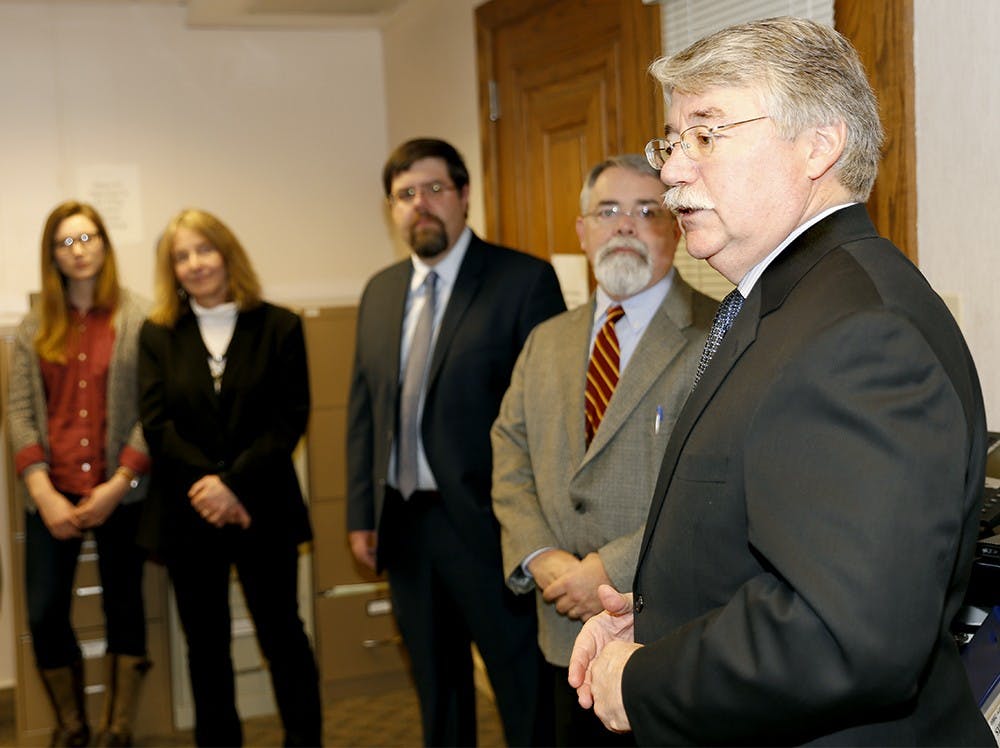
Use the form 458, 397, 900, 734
662, 188, 714, 214
596, 237, 649, 262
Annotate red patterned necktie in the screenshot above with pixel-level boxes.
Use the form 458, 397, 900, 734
585, 305, 625, 446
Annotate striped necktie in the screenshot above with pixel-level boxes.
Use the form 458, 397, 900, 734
585, 305, 625, 446
397, 271, 437, 498
693, 288, 744, 389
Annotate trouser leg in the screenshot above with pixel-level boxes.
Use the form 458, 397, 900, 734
26, 510, 83, 668
235, 538, 322, 747
383, 497, 477, 746
420, 504, 543, 747
168, 548, 242, 747
94, 501, 147, 657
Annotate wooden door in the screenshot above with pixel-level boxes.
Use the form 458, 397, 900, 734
476, 0, 663, 261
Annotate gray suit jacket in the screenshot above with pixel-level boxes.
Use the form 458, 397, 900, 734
491, 273, 715, 665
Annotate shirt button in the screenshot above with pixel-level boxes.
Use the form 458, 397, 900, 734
81, 462, 91, 473
633, 594, 645, 614
78, 352, 87, 362
78, 380, 87, 389
80, 438, 89, 447
79, 409, 88, 418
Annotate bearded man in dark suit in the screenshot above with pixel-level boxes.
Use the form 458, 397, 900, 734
347, 138, 565, 746
569, 17, 992, 746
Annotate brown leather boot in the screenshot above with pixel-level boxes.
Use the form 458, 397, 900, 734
39, 660, 90, 747
94, 654, 152, 747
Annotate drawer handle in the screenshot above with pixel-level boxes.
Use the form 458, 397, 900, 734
362, 635, 401, 649
75, 585, 103, 597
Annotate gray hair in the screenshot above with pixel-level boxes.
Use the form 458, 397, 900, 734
648, 16, 883, 201
580, 154, 661, 213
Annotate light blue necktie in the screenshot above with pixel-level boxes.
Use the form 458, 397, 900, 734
397, 271, 437, 498
693, 288, 744, 389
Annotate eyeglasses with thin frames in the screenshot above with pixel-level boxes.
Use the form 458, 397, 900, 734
53, 232, 102, 252
389, 181, 458, 205
581, 204, 669, 224
645, 116, 769, 169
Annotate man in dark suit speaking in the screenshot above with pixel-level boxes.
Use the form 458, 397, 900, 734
347, 138, 565, 746
569, 17, 992, 745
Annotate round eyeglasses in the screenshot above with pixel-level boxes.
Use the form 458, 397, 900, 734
582, 204, 669, 224
645, 116, 769, 169
53, 232, 102, 251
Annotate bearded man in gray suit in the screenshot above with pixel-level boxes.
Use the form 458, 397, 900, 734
491, 154, 715, 747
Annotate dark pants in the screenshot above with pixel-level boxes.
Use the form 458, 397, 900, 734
545, 661, 636, 748
167, 527, 321, 748
26, 500, 147, 670
382, 488, 547, 747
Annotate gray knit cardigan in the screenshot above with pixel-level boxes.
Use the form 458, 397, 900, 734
7, 289, 150, 512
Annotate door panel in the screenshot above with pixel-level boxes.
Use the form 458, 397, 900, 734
477, 0, 662, 260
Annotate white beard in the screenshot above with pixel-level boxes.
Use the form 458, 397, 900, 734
593, 239, 652, 298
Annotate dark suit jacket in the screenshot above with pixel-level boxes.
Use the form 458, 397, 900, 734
138, 302, 312, 555
622, 205, 991, 745
346, 233, 566, 568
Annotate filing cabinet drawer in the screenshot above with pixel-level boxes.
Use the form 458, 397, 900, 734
312, 499, 377, 592
306, 406, 347, 500
301, 306, 356, 409
316, 591, 406, 682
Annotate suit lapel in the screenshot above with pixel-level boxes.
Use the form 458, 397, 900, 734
582, 278, 696, 464
176, 313, 223, 415
633, 204, 882, 573
385, 262, 412, 382
633, 285, 760, 571
426, 237, 485, 387
561, 301, 595, 468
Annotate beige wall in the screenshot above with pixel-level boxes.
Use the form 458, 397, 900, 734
0, 2, 394, 320
914, 0, 1000, 426
381, 0, 487, 246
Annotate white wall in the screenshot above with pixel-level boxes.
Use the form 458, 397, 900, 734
381, 0, 487, 241
0, 0, 395, 689
0, 2, 394, 318
914, 0, 1000, 426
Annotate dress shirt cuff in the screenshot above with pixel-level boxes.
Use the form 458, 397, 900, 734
509, 546, 557, 593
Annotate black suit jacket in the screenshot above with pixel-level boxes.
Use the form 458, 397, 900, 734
346, 233, 566, 568
138, 302, 312, 555
622, 205, 991, 745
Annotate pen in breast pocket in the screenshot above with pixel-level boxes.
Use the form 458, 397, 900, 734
654, 405, 663, 435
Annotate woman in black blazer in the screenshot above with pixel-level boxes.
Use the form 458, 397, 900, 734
138, 208, 321, 747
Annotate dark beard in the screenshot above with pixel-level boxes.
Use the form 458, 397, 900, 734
409, 214, 450, 259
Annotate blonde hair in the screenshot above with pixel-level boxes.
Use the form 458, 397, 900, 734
149, 208, 262, 326
35, 201, 120, 364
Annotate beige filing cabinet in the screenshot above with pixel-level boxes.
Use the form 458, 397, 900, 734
0, 329, 174, 745
300, 305, 409, 699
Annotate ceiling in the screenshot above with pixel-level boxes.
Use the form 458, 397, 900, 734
0, 0, 413, 28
